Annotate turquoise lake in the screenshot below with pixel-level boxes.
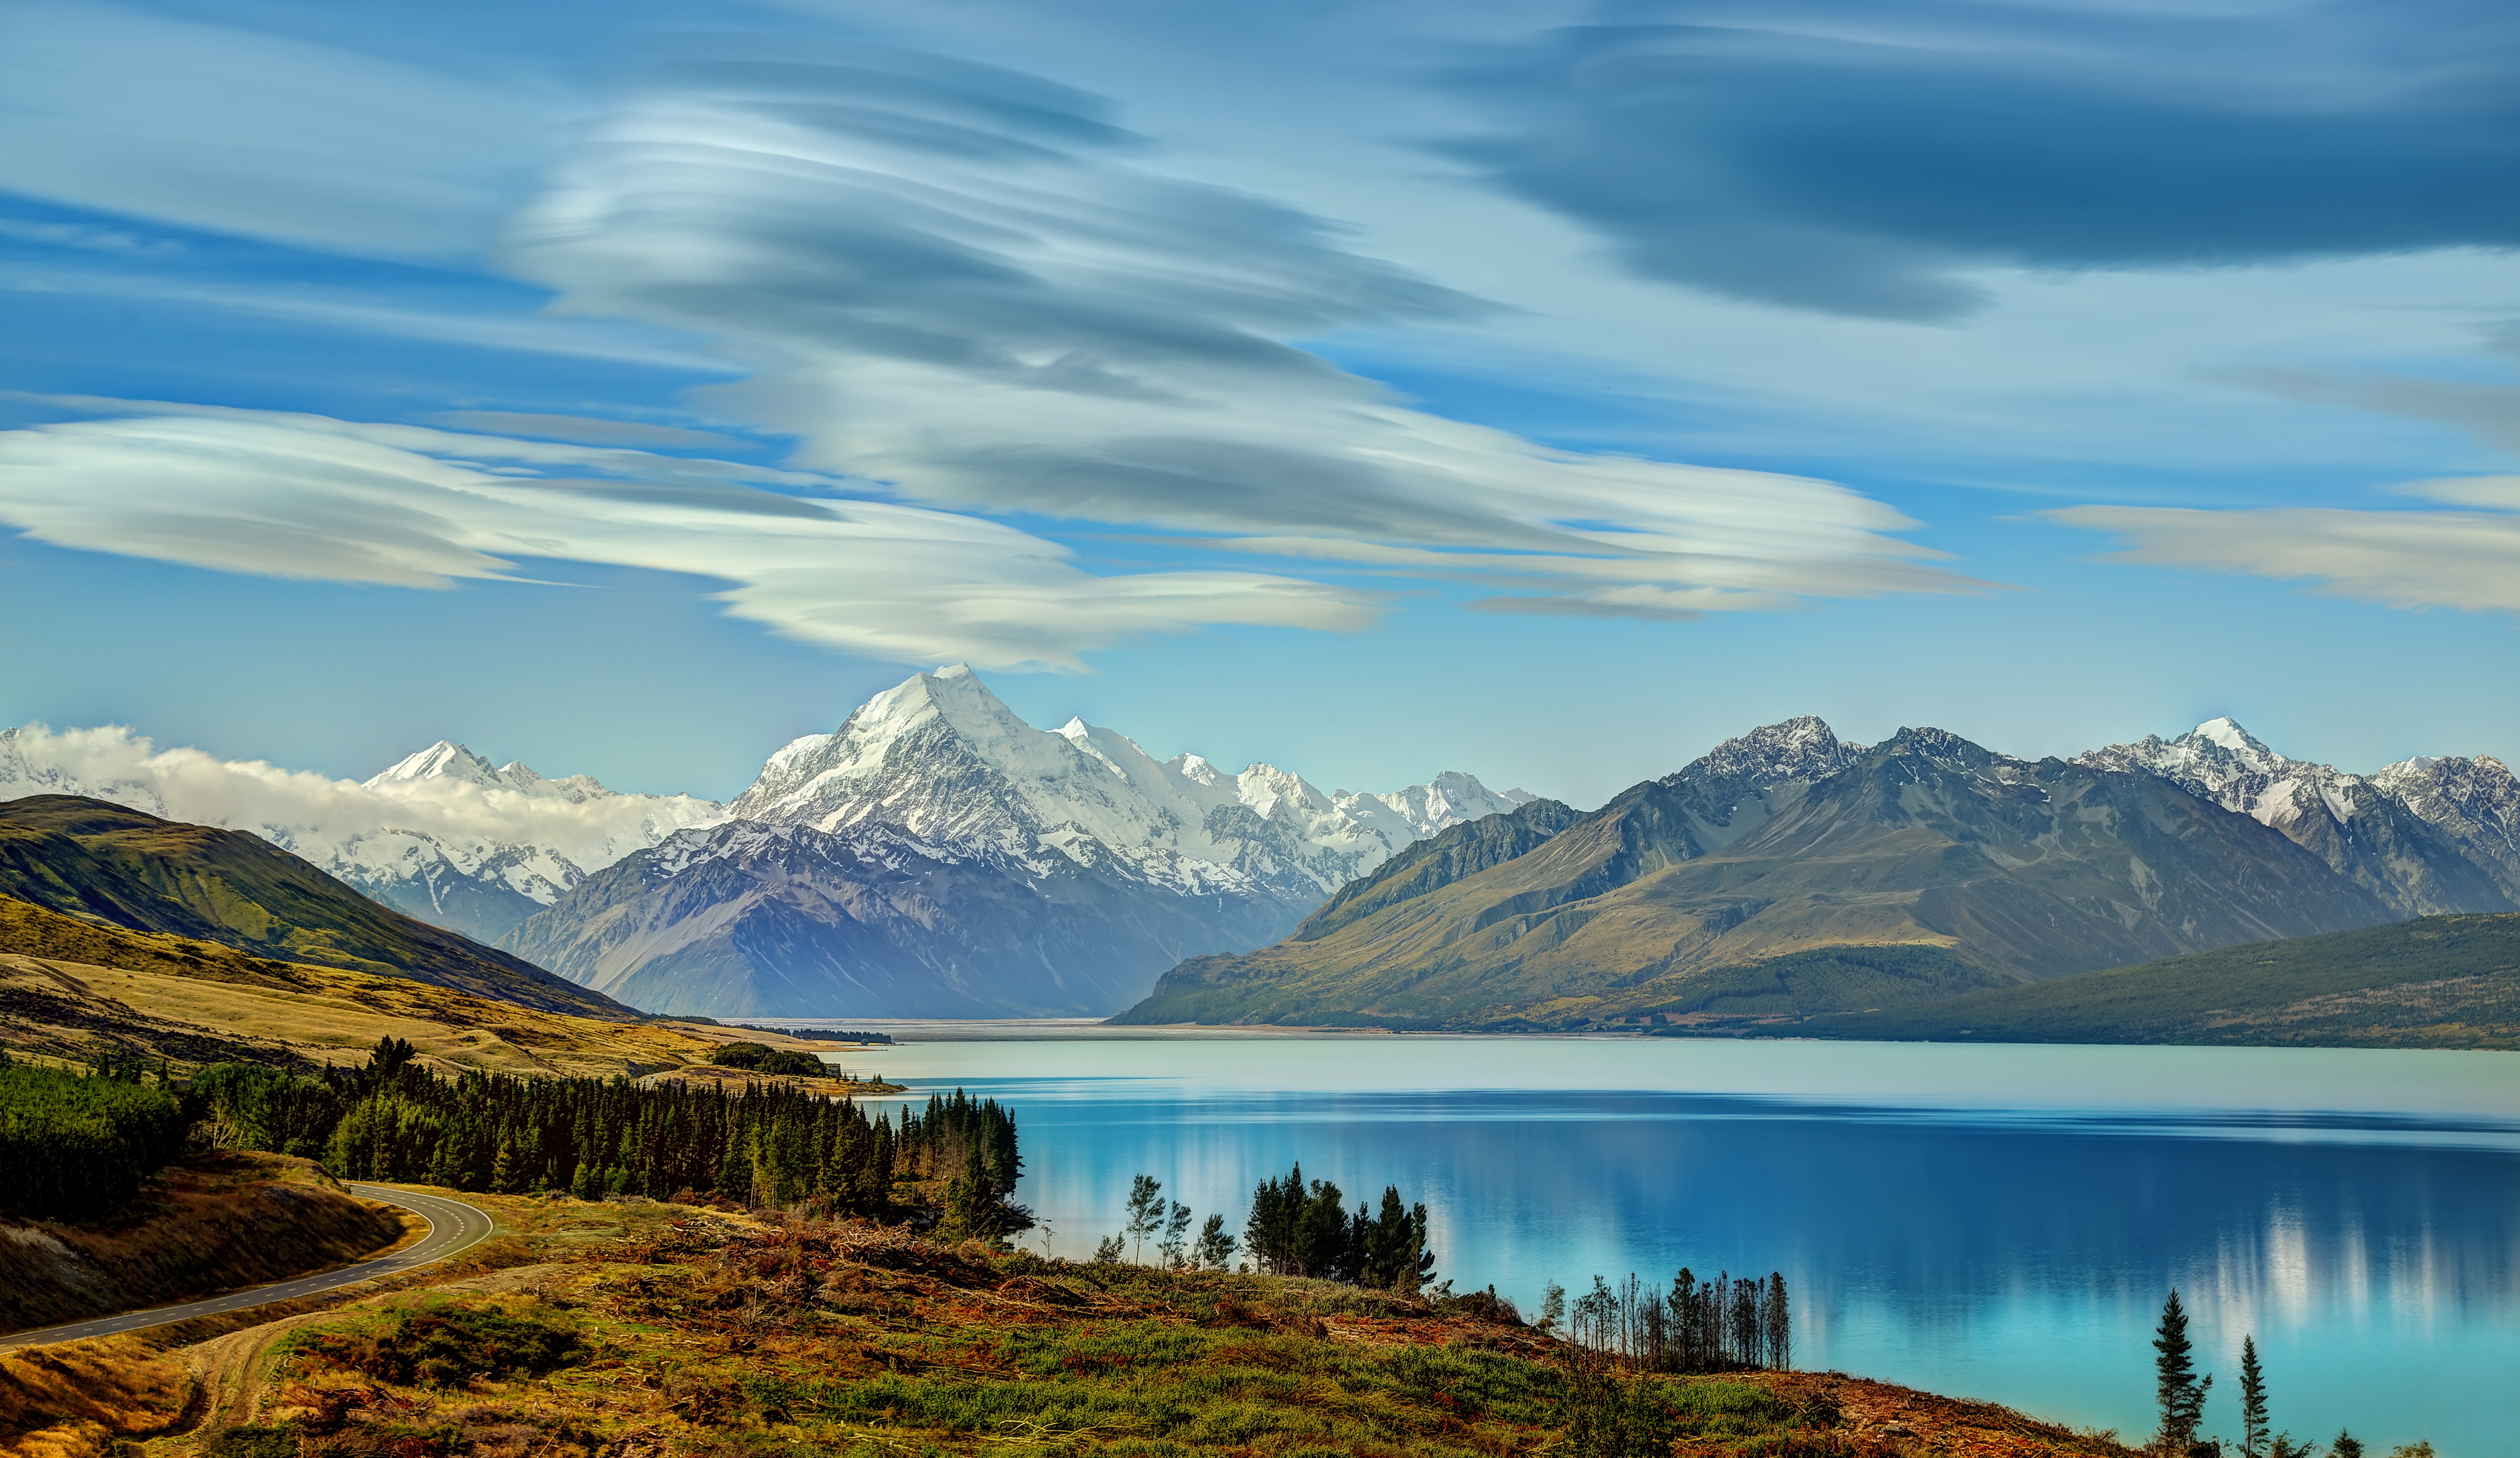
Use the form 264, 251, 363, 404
804, 1028, 2520, 1454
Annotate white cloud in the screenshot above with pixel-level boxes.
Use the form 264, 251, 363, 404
2052, 476, 2520, 616
500, 42, 1979, 618
0, 722, 722, 890
0, 404, 1376, 669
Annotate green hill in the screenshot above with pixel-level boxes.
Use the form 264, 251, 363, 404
0, 795, 633, 1020
1796, 913, 2520, 1049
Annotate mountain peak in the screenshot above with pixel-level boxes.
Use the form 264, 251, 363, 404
368, 741, 504, 789
2188, 717, 2278, 763
1686, 715, 1863, 786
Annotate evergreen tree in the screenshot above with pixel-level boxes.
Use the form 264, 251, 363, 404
1194, 1213, 1236, 1270
1158, 1200, 1193, 1269
2153, 1289, 2213, 1455
2237, 1335, 2269, 1458
2328, 1432, 2362, 1458
1124, 1174, 1164, 1264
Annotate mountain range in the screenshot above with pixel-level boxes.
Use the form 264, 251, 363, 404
3, 667, 1531, 1018
1119, 717, 2520, 1031
501, 666, 1532, 1017
9, 684, 2518, 1027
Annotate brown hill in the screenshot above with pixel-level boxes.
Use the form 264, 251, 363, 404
0, 795, 628, 1019
0, 893, 840, 1079
1118, 725, 2397, 1030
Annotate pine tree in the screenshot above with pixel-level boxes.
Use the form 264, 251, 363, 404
2237, 1335, 2269, 1458
1194, 1213, 1236, 1270
1158, 1200, 1193, 1269
2153, 1289, 2213, 1455
2328, 1432, 2362, 1458
1124, 1174, 1164, 1264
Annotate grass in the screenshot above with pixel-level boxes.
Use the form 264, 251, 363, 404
0, 891, 851, 1079
117, 1198, 2134, 1458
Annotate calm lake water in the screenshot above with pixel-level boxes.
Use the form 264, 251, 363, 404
799, 1028, 2520, 1455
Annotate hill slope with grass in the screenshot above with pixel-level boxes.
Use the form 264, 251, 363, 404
1798, 913, 2520, 1048
1119, 725, 2393, 1031
0, 796, 629, 1019
0, 1193, 2143, 1458
0, 893, 839, 1078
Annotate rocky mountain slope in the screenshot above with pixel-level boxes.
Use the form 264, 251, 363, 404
1117, 720, 2401, 1029
0, 725, 723, 942
503, 666, 1533, 1017
2077, 718, 2517, 915
0, 795, 636, 1018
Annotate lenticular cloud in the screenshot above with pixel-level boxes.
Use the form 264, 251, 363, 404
502, 41, 1978, 621
0, 403, 1374, 671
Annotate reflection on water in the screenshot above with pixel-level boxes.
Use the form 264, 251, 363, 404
812, 1034, 2520, 1452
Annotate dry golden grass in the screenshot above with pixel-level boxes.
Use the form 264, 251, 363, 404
0, 896, 862, 1080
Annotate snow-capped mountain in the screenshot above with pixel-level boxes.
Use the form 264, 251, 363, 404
0, 724, 725, 941
505, 665, 1535, 1017
2078, 718, 2517, 915
728, 665, 1530, 905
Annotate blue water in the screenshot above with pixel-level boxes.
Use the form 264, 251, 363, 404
809, 1030, 2520, 1455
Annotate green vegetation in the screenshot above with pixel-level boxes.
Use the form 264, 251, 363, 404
0, 1055, 190, 1219
297, 1294, 590, 1386
1243, 1165, 1437, 1292
1802, 913, 2520, 1049
1566, 1271, 1791, 1375
0, 795, 631, 1018
197, 1037, 1025, 1231
232, 1219, 2022, 1458
2144, 1293, 2431, 1458
2152, 1290, 2209, 1454
731, 1024, 896, 1044
706, 1041, 830, 1078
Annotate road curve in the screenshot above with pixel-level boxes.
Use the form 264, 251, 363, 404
0, 1185, 496, 1355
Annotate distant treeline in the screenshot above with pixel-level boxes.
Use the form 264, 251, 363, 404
196, 1038, 1021, 1229
0, 1053, 190, 1219
733, 1026, 896, 1045
1564, 1270, 1791, 1373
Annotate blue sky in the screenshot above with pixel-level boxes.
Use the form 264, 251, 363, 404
4, 0, 2518, 807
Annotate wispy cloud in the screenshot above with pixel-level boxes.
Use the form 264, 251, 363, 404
494, 39, 1976, 621
1440, 0, 2520, 320
0, 403, 1377, 669
2052, 476, 2520, 616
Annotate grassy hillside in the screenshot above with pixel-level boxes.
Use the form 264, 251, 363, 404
0, 796, 632, 1019
0, 1192, 2141, 1458
0, 893, 849, 1079
1798, 913, 2520, 1048
0, 1152, 406, 1334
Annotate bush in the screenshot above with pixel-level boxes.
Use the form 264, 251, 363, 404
304, 1300, 587, 1388
0, 1061, 190, 1219
705, 1043, 828, 1078
203, 1427, 301, 1458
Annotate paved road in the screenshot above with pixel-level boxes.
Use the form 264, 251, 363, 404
0, 1185, 495, 1355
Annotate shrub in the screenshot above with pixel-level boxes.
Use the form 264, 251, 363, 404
705, 1043, 827, 1078
304, 1300, 586, 1388
0, 1061, 189, 1219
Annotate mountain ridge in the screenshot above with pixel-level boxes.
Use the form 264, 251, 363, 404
1115, 718, 2405, 1030
0, 795, 637, 1020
